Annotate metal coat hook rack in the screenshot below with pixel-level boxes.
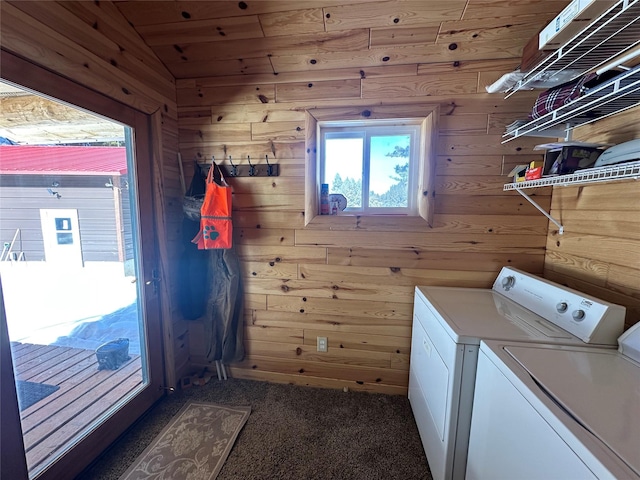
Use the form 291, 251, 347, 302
199, 154, 279, 177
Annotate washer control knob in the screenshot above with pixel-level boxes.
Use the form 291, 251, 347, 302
501, 276, 516, 291
556, 302, 568, 313
572, 309, 586, 321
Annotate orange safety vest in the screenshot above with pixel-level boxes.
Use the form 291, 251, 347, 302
192, 162, 232, 249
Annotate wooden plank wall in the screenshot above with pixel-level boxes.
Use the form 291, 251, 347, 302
0, 1, 188, 384
175, 9, 560, 394
544, 105, 640, 329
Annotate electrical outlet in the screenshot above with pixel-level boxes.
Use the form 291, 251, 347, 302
317, 336, 328, 352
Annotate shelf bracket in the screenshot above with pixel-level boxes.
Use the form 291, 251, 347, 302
514, 187, 564, 235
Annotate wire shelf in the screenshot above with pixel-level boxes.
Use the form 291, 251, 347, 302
503, 160, 640, 191
503, 65, 640, 142
507, 0, 640, 95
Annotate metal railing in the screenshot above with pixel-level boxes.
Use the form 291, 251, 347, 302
1, 228, 26, 262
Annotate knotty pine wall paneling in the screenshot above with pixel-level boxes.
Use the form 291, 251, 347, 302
543, 105, 640, 329
176, 6, 558, 394
0, 1, 188, 385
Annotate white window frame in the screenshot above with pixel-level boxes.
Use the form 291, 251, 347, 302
304, 103, 439, 228
319, 121, 421, 215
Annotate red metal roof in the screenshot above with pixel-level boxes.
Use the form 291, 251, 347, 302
0, 145, 127, 175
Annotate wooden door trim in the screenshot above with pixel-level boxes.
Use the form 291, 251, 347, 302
1, 49, 136, 127
0, 280, 29, 480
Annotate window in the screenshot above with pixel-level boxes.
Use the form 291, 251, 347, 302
304, 104, 439, 227
320, 122, 420, 215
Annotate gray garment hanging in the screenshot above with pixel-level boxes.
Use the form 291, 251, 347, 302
204, 246, 245, 364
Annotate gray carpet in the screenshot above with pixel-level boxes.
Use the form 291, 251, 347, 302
79, 378, 432, 480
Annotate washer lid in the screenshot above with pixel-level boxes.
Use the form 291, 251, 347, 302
416, 286, 582, 345
505, 344, 640, 477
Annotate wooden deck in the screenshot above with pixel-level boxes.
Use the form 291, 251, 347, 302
11, 342, 142, 474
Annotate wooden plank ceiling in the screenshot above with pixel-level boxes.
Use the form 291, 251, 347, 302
1, 0, 567, 145
113, 0, 567, 80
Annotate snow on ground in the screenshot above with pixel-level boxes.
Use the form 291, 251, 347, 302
1, 261, 142, 354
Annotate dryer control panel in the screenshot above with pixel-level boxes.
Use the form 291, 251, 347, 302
493, 267, 625, 345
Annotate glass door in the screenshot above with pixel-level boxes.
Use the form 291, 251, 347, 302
0, 56, 165, 480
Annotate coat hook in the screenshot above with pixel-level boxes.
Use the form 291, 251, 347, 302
265, 155, 274, 176
228, 155, 238, 176
210, 155, 215, 172
247, 155, 256, 176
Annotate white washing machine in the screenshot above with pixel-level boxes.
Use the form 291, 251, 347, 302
466, 323, 640, 479
408, 267, 626, 480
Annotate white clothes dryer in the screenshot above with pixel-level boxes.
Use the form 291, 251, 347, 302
408, 267, 626, 480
